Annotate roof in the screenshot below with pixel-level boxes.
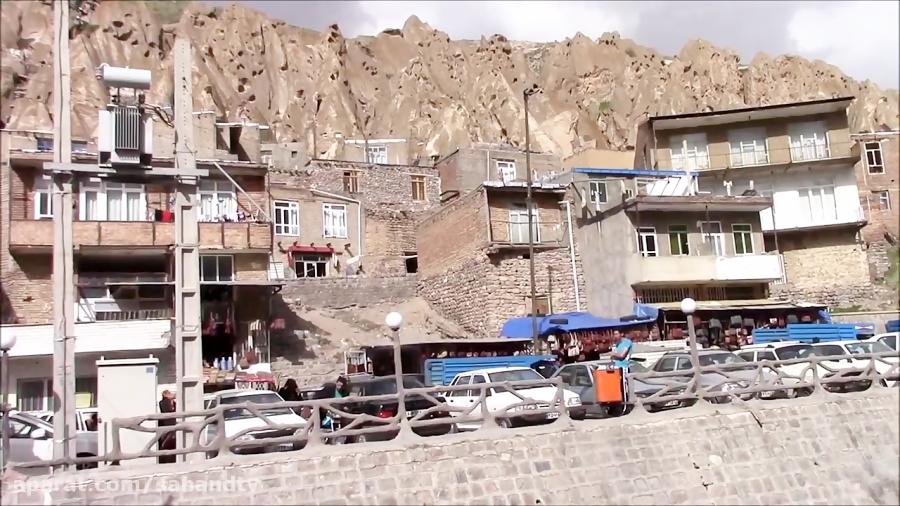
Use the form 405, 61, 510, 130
573, 168, 689, 178
501, 308, 658, 338
742, 341, 807, 349
459, 366, 537, 375
649, 97, 854, 130
623, 194, 773, 213
483, 181, 567, 191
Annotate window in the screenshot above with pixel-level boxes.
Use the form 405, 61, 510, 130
323, 203, 348, 238
199, 180, 237, 222
728, 127, 768, 167
273, 200, 300, 236
865, 142, 884, 174
294, 254, 329, 278
624, 188, 635, 199
17, 378, 51, 411
366, 144, 387, 164
798, 185, 837, 225
34, 175, 53, 219
655, 357, 678, 372
875, 190, 891, 211
789, 121, 829, 161
80, 181, 146, 221
636, 227, 657, 257
36, 137, 53, 152
527, 294, 551, 316
668, 225, 689, 256
573, 366, 593, 387
342, 171, 360, 193
75, 377, 97, 409
699, 222, 725, 256
732, 224, 754, 255
449, 375, 472, 397
669, 133, 709, 170
496, 160, 516, 183
411, 175, 427, 201
508, 205, 540, 243
200, 255, 234, 282
589, 181, 607, 205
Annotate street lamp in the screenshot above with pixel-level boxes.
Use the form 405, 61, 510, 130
680, 298, 702, 385
384, 312, 409, 432
1, 332, 17, 471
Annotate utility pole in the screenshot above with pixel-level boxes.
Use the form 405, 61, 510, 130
50, 0, 77, 467
173, 38, 203, 462
524, 86, 539, 354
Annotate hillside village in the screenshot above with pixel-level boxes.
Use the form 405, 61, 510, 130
0, 0, 898, 408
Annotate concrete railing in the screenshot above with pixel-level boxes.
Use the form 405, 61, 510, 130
7, 350, 898, 472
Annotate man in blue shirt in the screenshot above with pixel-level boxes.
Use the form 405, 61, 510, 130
610, 330, 633, 406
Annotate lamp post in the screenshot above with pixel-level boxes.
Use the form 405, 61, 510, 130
1, 332, 17, 471
523, 84, 541, 354
384, 312, 409, 431
681, 298, 702, 384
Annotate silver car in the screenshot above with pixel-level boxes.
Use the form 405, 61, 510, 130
3, 411, 98, 473
651, 349, 784, 402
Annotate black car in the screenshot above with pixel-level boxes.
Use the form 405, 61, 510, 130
317, 374, 456, 442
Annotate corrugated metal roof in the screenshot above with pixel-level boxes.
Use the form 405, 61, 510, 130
4, 319, 172, 357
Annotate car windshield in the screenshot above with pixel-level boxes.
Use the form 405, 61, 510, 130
219, 393, 293, 420
846, 342, 892, 354
774, 345, 815, 360
488, 369, 545, 383
353, 377, 425, 396
811, 345, 845, 357
699, 353, 753, 369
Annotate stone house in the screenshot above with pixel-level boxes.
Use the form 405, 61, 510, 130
0, 119, 278, 410
852, 131, 899, 284
417, 182, 585, 337
634, 97, 874, 309
435, 144, 561, 195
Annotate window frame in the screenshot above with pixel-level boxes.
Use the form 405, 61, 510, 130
322, 203, 348, 238
798, 185, 837, 225
293, 254, 329, 279
200, 254, 234, 282
864, 142, 884, 174
789, 121, 829, 161
496, 159, 517, 183
366, 144, 387, 164
669, 133, 710, 170
273, 200, 300, 236
17, 378, 52, 411
699, 221, 725, 256
668, 224, 689, 256
410, 175, 427, 202
198, 180, 237, 222
34, 175, 54, 220
589, 181, 608, 205
875, 190, 891, 211
78, 180, 147, 222
728, 127, 769, 167
508, 205, 540, 244
636, 227, 658, 257
732, 223, 754, 255
342, 170, 360, 194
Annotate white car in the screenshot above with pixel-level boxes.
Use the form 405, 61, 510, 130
738, 342, 860, 396
3, 411, 98, 473
810, 341, 899, 388
30, 407, 100, 432
867, 332, 899, 351
200, 389, 307, 457
444, 367, 583, 430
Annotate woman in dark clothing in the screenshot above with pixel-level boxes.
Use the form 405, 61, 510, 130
158, 390, 177, 464
278, 378, 300, 401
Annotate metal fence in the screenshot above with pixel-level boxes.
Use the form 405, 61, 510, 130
9, 350, 898, 472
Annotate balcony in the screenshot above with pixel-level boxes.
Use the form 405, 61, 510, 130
9, 220, 272, 252
790, 140, 830, 162
631, 253, 784, 285
487, 219, 565, 250
3, 319, 173, 358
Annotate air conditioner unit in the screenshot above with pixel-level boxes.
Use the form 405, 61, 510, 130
98, 104, 153, 167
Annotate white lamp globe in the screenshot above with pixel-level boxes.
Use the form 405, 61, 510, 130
0, 332, 16, 351
384, 312, 403, 331
680, 297, 697, 315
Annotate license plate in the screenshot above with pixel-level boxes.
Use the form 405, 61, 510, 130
406, 410, 420, 419
664, 400, 680, 407
546, 412, 560, 419
760, 391, 774, 399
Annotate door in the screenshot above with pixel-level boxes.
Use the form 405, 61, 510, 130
570, 365, 596, 405
445, 375, 476, 429
8, 416, 53, 464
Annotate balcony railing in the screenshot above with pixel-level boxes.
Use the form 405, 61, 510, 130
730, 146, 769, 167
671, 150, 710, 171
633, 253, 784, 284
489, 219, 564, 247
790, 140, 830, 162
9, 220, 272, 250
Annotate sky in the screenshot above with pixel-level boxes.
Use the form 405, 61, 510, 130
211, 0, 899, 89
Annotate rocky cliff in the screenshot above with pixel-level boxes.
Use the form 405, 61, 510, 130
2, 0, 898, 160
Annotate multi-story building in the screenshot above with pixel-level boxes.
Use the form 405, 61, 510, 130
417, 182, 584, 336
0, 117, 278, 410
436, 144, 561, 195
852, 131, 899, 283
634, 97, 872, 308
565, 168, 784, 317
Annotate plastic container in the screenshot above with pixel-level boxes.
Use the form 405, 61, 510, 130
593, 366, 623, 404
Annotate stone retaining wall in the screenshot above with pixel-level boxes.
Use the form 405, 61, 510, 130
3, 389, 897, 505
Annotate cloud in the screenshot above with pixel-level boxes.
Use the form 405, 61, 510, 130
787, 1, 899, 87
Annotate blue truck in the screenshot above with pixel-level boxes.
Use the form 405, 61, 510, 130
752, 323, 862, 344
423, 355, 555, 386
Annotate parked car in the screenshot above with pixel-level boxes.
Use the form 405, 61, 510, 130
651, 349, 783, 402
200, 389, 307, 457
3, 411, 98, 473
444, 367, 583, 430
329, 374, 456, 443
552, 360, 693, 416
30, 407, 100, 432
807, 342, 889, 391
820, 340, 899, 387
739, 342, 833, 396
867, 332, 899, 352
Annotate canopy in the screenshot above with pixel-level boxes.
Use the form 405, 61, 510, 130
500, 305, 658, 339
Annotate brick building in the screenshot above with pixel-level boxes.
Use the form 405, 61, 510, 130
435, 144, 561, 195
269, 159, 440, 277
0, 118, 279, 409
634, 97, 875, 309
417, 182, 585, 336
852, 131, 899, 284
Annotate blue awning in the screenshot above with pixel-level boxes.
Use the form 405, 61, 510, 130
500, 305, 658, 338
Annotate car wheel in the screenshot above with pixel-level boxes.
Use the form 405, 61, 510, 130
206, 451, 218, 459
75, 454, 98, 470
447, 423, 459, 434
355, 433, 368, 444
497, 418, 512, 429
645, 404, 658, 413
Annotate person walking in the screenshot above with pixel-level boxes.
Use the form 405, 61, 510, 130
157, 390, 177, 464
